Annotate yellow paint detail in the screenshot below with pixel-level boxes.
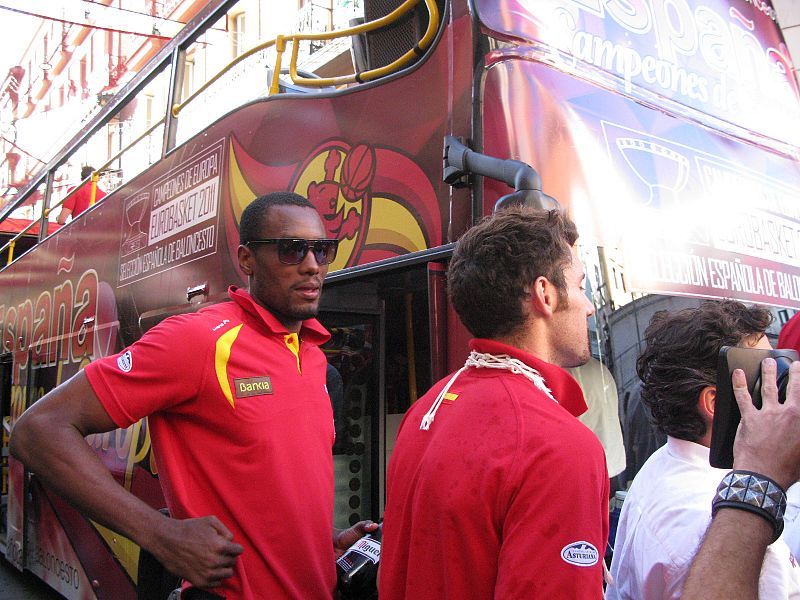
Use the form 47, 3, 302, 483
365, 196, 427, 251
444, 392, 458, 402
284, 333, 301, 373
228, 140, 258, 224
92, 522, 140, 584
216, 324, 244, 408
291, 147, 360, 273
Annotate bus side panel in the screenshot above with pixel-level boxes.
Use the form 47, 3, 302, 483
23, 480, 98, 599
207, 13, 474, 275
480, 59, 800, 310
5, 455, 24, 569
0, 8, 477, 598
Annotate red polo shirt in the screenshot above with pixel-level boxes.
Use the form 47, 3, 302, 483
380, 339, 609, 599
64, 182, 107, 218
86, 287, 335, 599
779, 312, 800, 353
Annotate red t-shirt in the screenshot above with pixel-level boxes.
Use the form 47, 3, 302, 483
380, 339, 610, 600
64, 182, 107, 218
85, 287, 335, 599
779, 312, 800, 352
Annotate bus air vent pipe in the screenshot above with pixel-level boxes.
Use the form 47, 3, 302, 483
442, 136, 560, 212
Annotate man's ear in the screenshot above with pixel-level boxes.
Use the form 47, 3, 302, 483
530, 276, 558, 317
699, 386, 716, 419
238, 245, 254, 277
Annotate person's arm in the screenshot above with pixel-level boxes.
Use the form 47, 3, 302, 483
56, 206, 72, 224
682, 359, 800, 600
9, 370, 243, 588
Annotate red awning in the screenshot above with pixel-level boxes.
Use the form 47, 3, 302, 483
0, 218, 62, 235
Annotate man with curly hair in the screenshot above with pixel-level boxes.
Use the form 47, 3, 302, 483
605, 300, 800, 600
381, 207, 609, 600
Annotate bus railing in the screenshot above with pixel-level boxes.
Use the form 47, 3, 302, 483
172, 0, 439, 117
2, 116, 167, 265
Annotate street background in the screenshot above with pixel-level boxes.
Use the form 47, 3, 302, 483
1, 557, 63, 599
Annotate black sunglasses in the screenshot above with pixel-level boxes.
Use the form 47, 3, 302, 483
246, 238, 339, 265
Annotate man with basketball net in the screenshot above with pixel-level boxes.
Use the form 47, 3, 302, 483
380, 206, 609, 599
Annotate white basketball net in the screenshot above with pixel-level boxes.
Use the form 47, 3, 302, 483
420, 351, 556, 430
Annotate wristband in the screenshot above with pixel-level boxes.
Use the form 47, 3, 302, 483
711, 470, 787, 543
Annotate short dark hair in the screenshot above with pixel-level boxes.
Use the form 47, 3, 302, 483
81, 166, 94, 180
447, 207, 578, 339
239, 192, 315, 245
636, 300, 772, 442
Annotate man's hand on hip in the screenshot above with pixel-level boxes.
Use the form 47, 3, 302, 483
150, 515, 244, 590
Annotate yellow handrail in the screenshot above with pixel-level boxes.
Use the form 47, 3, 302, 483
89, 173, 100, 206
174, 39, 279, 117
290, 0, 440, 87
173, 0, 439, 117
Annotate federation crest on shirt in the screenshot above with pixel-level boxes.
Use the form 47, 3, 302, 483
561, 541, 599, 567
117, 350, 133, 372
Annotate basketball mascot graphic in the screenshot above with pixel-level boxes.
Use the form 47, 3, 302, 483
224, 136, 441, 272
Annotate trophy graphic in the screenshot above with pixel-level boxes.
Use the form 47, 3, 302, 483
616, 137, 690, 209
121, 192, 150, 256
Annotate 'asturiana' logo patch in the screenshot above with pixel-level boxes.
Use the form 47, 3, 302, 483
117, 350, 133, 373
561, 541, 599, 567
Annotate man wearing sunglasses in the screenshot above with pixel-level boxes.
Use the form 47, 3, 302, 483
11, 191, 375, 599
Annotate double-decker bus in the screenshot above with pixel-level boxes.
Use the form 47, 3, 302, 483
1, 0, 799, 597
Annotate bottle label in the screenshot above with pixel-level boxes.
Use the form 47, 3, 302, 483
336, 553, 357, 573
348, 537, 381, 565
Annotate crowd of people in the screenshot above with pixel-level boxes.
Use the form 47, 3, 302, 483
10, 193, 800, 599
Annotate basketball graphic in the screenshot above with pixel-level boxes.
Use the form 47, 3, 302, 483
341, 144, 376, 201
225, 136, 441, 272
292, 140, 370, 269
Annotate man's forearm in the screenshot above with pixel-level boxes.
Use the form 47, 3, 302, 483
11, 412, 166, 548
682, 507, 773, 600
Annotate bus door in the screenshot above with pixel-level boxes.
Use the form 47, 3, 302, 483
319, 307, 384, 528
321, 255, 463, 522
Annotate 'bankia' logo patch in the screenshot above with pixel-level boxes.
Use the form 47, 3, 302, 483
234, 376, 273, 398
561, 541, 599, 567
117, 350, 133, 372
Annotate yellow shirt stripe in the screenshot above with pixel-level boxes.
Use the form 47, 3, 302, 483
215, 324, 243, 408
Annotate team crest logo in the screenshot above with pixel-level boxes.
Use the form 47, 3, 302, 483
560, 541, 599, 567
117, 350, 133, 372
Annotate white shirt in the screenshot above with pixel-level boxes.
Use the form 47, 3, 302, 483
784, 484, 800, 560
606, 437, 800, 600
566, 357, 626, 477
